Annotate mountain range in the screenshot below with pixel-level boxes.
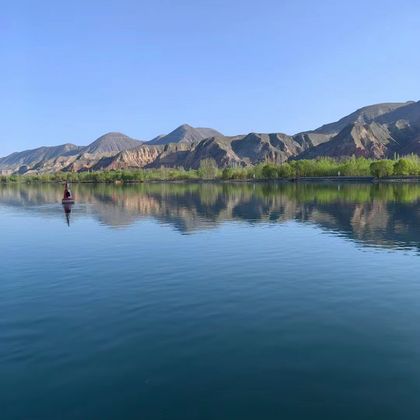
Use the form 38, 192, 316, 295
1, 100, 419, 174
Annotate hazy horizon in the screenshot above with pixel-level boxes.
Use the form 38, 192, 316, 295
1, 0, 420, 156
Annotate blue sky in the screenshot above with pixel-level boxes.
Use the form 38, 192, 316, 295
1, 0, 420, 156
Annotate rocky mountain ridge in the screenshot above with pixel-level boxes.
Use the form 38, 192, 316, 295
1, 101, 419, 174
149, 124, 223, 145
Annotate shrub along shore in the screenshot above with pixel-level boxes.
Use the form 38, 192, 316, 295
2, 156, 420, 184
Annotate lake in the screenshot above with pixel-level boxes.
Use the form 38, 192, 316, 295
1, 182, 420, 419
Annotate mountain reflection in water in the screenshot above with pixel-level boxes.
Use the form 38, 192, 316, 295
0, 182, 419, 251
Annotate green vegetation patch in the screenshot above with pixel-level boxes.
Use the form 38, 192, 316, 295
2, 156, 420, 184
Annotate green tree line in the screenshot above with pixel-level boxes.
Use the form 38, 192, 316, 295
1, 156, 420, 184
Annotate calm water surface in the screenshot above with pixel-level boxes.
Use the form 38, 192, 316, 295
1, 182, 420, 419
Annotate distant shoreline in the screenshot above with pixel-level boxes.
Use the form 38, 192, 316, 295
0, 155, 420, 184
286, 176, 420, 183
2, 156, 420, 184
2, 176, 420, 185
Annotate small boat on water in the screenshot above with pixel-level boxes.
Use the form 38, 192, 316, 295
62, 182, 75, 204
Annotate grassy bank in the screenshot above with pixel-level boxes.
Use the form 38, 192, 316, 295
2, 156, 420, 184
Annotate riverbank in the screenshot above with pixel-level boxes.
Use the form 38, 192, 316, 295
2, 157, 420, 184
290, 176, 420, 183
2, 175, 420, 184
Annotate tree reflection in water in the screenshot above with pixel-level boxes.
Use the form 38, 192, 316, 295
0, 182, 419, 251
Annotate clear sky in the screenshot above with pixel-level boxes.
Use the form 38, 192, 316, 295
1, 0, 420, 156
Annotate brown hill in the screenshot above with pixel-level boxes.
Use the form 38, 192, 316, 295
148, 124, 223, 145
3, 100, 420, 174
